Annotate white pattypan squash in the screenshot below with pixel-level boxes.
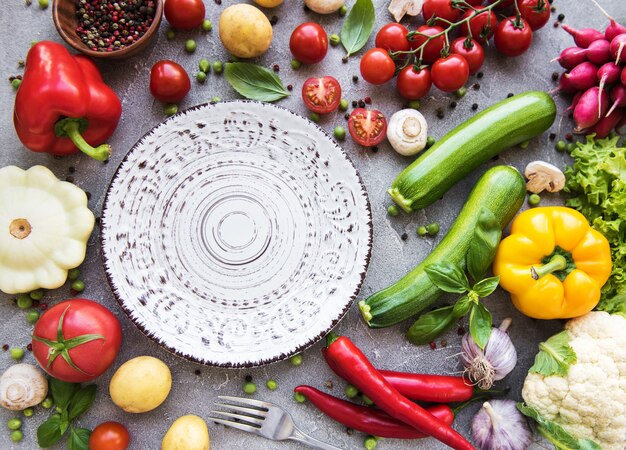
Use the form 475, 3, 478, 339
0, 166, 94, 294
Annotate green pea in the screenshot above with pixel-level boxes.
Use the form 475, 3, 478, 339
243, 382, 256, 394
528, 193, 541, 206
213, 61, 223, 74
71, 280, 85, 292
202, 19, 212, 32
555, 140, 566, 152
11, 79, 21, 90
454, 87, 467, 98
266, 379, 277, 391
29, 289, 44, 301
426, 136, 436, 148
290, 354, 303, 366
408, 100, 420, 110
387, 205, 399, 217
338, 5, 348, 15
362, 395, 374, 406
38, 0, 48, 9
519, 140, 530, 149
16, 294, 32, 310
10, 348, 24, 361
329, 34, 340, 46
363, 436, 378, 450
290, 59, 301, 70
309, 112, 320, 123
10, 430, 23, 442
345, 384, 359, 398
427, 223, 440, 235
294, 392, 306, 403
339, 98, 349, 111
196, 72, 207, 83
567, 142, 576, 153
41, 398, 53, 409
68, 268, 80, 281
22, 408, 33, 418
7, 418, 21, 430
211, 96, 222, 103
334, 126, 346, 140
417, 226, 428, 236
164, 104, 178, 116
185, 39, 197, 53
166, 29, 176, 41
27, 309, 39, 324
199, 59, 210, 73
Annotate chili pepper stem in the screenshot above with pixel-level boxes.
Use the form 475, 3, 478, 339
326, 332, 340, 347
55, 118, 112, 161
530, 255, 567, 280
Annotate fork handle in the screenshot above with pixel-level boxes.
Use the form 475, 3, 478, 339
290, 427, 344, 450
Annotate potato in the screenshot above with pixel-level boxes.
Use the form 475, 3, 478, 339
304, 0, 345, 14
109, 356, 172, 413
253, 0, 283, 7
162, 415, 210, 450
219, 4, 273, 58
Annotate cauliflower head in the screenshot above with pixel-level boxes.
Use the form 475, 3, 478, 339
522, 311, 626, 449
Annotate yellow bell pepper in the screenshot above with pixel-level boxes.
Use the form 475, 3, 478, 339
493, 206, 611, 319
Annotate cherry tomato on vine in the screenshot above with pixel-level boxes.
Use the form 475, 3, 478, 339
89, 422, 130, 450
460, 7, 499, 43
396, 65, 432, 100
150, 60, 191, 103
375, 23, 410, 53
302, 76, 342, 114
451, 37, 485, 75
431, 54, 469, 93
348, 108, 387, 147
360, 48, 396, 85
494, 16, 533, 57
290, 22, 328, 64
422, 0, 462, 23
519, 0, 550, 31
409, 25, 446, 63
164, 0, 205, 30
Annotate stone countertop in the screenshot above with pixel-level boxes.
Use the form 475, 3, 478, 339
0, 0, 622, 449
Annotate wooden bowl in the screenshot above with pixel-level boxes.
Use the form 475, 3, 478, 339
52, 0, 163, 60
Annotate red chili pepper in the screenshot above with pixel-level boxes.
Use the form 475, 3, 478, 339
325, 334, 475, 450
322, 348, 473, 403
13, 41, 122, 161
294, 385, 454, 439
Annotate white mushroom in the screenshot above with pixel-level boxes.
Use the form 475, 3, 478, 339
387, 109, 429, 156
304, 0, 346, 14
524, 161, 566, 193
388, 0, 424, 22
0, 364, 48, 411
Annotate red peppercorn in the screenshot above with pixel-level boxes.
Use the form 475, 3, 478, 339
364, 97, 372, 104
26, 344, 33, 352
40, 303, 48, 310
429, 342, 436, 350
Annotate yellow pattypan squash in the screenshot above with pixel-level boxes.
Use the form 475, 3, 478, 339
0, 166, 94, 294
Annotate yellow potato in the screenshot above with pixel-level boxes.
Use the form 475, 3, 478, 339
109, 356, 172, 413
219, 4, 273, 58
162, 415, 210, 450
254, 0, 284, 7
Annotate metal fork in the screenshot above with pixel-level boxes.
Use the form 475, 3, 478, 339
209, 395, 343, 450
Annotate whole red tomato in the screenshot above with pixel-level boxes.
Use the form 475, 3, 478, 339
290, 22, 328, 64
422, 0, 462, 23
89, 422, 130, 450
164, 0, 205, 30
451, 37, 485, 74
348, 108, 387, 147
396, 65, 432, 100
375, 23, 410, 53
360, 48, 396, 85
460, 7, 499, 43
150, 60, 191, 103
519, 0, 550, 30
302, 76, 342, 114
431, 54, 469, 92
32, 299, 122, 383
494, 17, 533, 56
410, 25, 446, 63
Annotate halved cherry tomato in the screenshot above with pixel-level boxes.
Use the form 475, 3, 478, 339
348, 108, 387, 147
360, 48, 396, 85
431, 54, 469, 92
150, 60, 191, 103
164, 0, 205, 30
302, 76, 342, 114
409, 25, 446, 63
494, 16, 533, 57
519, 0, 550, 31
89, 422, 130, 450
396, 65, 432, 100
460, 7, 499, 43
375, 23, 410, 53
450, 37, 485, 75
290, 22, 328, 64
422, 0, 462, 24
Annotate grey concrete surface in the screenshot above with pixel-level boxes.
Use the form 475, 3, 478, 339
0, 0, 622, 449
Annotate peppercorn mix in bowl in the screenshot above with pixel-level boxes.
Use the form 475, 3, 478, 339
52, 0, 163, 59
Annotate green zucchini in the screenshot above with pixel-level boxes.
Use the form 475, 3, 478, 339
389, 91, 555, 213
359, 165, 526, 328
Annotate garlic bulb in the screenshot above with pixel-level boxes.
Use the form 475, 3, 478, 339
386, 109, 428, 156
471, 400, 532, 450
0, 364, 48, 411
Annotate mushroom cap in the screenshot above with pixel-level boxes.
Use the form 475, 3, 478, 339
387, 109, 428, 156
524, 161, 566, 193
0, 364, 48, 411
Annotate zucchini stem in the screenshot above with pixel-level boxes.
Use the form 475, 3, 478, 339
388, 188, 413, 213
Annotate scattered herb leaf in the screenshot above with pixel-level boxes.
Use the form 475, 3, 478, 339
224, 62, 290, 102
340, 0, 375, 56
67, 428, 91, 450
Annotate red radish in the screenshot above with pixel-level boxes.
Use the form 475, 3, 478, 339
597, 62, 621, 86
590, 107, 624, 138
564, 91, 583, 115
553, 72, 578, 94
606, 85, 626, 117
606, 20, 626, 41
553, 46, 587, 70
610, 33, 626, 64
623, 66, 626, 86
562, 25, 605, 48
585, 39, 611, 65
573, 86, 609, 131
564, 62, 598, 91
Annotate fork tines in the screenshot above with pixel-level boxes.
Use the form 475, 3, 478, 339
208, 395, 271, 434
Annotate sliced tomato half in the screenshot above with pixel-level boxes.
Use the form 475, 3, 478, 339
348, 108, 388, 147
301, 76, 342, 114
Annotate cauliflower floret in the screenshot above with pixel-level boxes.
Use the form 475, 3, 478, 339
522, 311, 626, 450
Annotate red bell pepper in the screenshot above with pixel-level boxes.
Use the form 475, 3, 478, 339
13, 41, 122, 161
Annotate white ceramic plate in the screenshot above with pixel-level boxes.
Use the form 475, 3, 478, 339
101, 101, 372, 367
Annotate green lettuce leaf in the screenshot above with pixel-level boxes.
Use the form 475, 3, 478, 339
529, 331, 577, 376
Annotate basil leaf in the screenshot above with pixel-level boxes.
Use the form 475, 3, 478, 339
340, 0, 375, 56
50, 378, 80, 410
453, 296, 472, 318
469, 302, 492, 349
37, 414, 65, 448
68, 385, 97, 420
473, 276, 500, 297
406, 306, 457, 345
529, 330, 577, 376
466, 207, 501, 282
224, 62, 290, 102
425, 262, 470, 293
67, 428, 91, 450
